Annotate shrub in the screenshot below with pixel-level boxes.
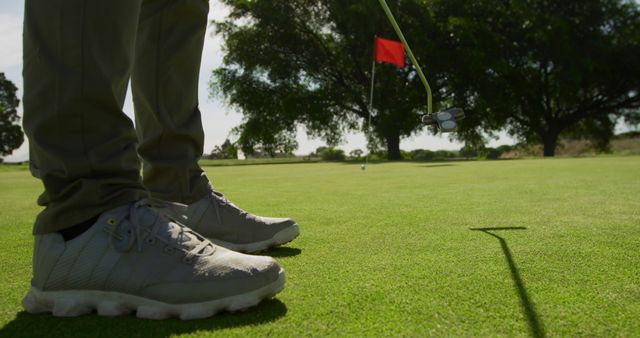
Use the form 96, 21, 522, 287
349, 149, 364, 160
484, 148, 502, 160
433, 150, 456, 160
615, 131, 640, 139
496, 145, 514, 153
367, 150, 388, 161
409, 149, 435, 161
319, 147, 346, 161
459, 147, 478, 159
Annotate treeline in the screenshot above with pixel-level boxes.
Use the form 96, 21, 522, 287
212, 0, 640, 159
204, 131, 640, 162
313, 146, 515, 162
314, 131, 640, 161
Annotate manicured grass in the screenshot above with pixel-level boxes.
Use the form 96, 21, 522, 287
0, 163, 29, 172
200, 157, 320, 167
0, 157, 639, 337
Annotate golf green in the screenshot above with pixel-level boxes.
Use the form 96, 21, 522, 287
1, 157, 638, 337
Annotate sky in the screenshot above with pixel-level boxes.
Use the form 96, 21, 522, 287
0, 0, 516, 162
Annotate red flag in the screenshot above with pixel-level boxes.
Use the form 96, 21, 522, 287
373, 37, 405, 68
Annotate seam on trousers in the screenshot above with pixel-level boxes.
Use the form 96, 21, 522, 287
56, 3, 62, 158
79, 0, 96, 177
155, 2, 187, 203
153, 4, 173, 201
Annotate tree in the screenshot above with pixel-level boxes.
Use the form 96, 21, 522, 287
207, 138, 238, 159
349, 148, 364, 159
211, 0, 446, 160
0, 73, 24, 157
319, 147, 346, 161
221, 139, 238, 159
312, 146, 328, 158
436, 0, 640, 156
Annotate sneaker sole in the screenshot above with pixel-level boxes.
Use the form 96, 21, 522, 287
211, 224, 300, 253
22, 269, 285, 320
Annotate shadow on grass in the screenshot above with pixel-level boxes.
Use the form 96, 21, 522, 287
1, 299, 286, 338
337, 161, 457, 168
470, 227, 546, 338
200, 159, 321, 167
338, 160, 385, 166
419, 163, 456, 168
260, 246, 301, 258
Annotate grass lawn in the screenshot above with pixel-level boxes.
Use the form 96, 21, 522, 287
200, 157, 320, 167
0, 157, 639, 337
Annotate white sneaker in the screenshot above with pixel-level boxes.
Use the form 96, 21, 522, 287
159, 191, 300, 253
22, 199, 285, 320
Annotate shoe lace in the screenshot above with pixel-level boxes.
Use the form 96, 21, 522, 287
208, 191, 249, 225
106, 199, 214, 260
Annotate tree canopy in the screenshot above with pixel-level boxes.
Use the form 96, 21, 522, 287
437, 0, 640, 156
211, 0, 640, 158
206, 139, 238, 160
0, 73, 24, 158
212, 0, 445, 160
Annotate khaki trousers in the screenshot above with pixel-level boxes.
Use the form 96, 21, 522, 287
23, 0, 212, 234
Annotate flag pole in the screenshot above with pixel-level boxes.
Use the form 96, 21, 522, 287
366, 60, 376, 167
365, 40, 378, 169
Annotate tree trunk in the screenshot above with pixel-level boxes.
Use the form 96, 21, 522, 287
386, 134, 402, 160
542, 133, 558, 157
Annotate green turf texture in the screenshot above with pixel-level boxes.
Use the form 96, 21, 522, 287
0, 157, 638, 337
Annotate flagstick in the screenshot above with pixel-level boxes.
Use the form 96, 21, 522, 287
364, 60, 376, 170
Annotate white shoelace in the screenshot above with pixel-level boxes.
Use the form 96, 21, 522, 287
106, 199, 214, 261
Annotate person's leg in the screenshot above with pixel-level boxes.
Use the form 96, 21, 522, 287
23, 0, 146, 234
132, 0, 300, 252
132, 0, 211, 204
22, 2, 285, 319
